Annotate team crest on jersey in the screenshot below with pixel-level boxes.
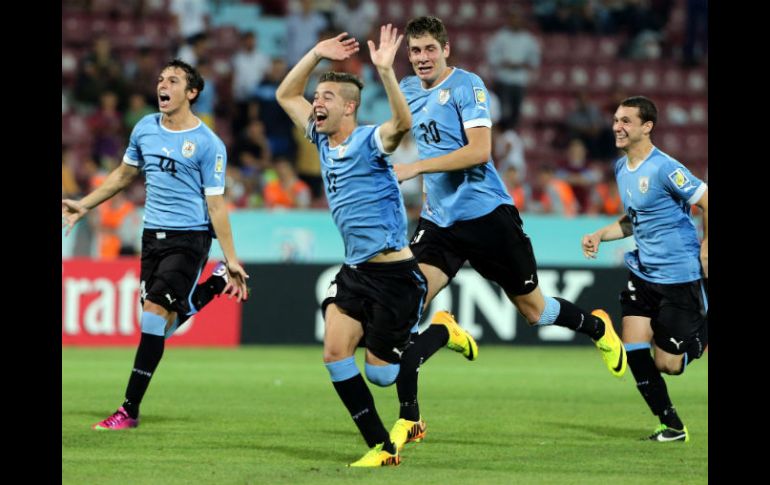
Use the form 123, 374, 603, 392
638, 176, 649, 193
438, 89, 451, 105
473, 87, 486, 104
215, 154, 224, 173
182, 140, 196, 158
667, 168, 690, 188
337, 144, 348, 157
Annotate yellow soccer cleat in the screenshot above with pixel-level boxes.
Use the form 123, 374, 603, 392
591, 309, 627, 377
431, 311, 478, 361
389, 418, 427, 451
348, 442, 401, 467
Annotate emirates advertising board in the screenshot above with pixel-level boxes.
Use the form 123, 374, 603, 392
62, 259, 241, 346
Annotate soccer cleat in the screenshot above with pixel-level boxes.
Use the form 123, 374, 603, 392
389, 418, 427, 451
646, 424, 690, 442
591, 309, 627, 377
348, 442, 401, 467
431, 311, 478, 361
92, 406, 139, 430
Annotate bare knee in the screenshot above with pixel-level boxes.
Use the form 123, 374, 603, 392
323, 347, 353, 364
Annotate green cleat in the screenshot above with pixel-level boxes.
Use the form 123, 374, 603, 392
431, 311, 478, 361
646, 424, 690, 442
389, 418, 427, 451
591, 309, 627, 377
348, 442, 401, 467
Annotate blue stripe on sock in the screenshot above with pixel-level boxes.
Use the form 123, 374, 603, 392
141, 311, 168, 336
364, 362, 401, 387
325, 356, 359, 382
534, 296, 561, 326
164, 318, 180, 339
624, 342, 652, 351
412, 270, 427, 332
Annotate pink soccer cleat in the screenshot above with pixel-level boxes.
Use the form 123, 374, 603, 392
92, 406, 139, 430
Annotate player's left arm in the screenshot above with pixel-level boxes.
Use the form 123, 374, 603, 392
694, 188, 708, 278
370, 24, 411, 153
206, 194, 249, 301
394, 127, 491, 182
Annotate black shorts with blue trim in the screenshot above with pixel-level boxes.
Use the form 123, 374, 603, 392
410, 203, 538, 296
620, 272, 708, 358
322, 258, 427, 364
140, 229, 212, 316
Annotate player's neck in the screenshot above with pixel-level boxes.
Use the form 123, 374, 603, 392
160, 110, 199, 131
625, 141, 654, 168
329, 121, 355, 148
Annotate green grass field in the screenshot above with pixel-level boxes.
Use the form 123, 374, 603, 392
62, 346, 707, 484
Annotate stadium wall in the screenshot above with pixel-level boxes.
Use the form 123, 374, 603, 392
61, 259, 629, 346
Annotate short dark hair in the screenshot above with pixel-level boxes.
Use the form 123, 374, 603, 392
163, 59, 205, 105
318, 71, 364, 113
619, 95, 657, 130
405, 16, 449, 47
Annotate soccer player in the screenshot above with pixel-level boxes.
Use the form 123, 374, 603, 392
276, 25, 425, 467
582, 96, 708, 442
389, 16, 627, 448
62, 59, 250, 430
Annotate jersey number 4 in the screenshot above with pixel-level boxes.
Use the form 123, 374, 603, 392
159, 157, 177, 175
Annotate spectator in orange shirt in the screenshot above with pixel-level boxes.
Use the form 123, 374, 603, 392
501, 166, 532, 212
532, 165, 578, 216
263, 159, 311, 209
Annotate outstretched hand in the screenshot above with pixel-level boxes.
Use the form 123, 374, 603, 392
581, 233, 601, 259
222, 261, 250, 302
62, 199, 88, 237
314, 33, 360, 61
392, 163, 420, 183
368, 24, 404, 70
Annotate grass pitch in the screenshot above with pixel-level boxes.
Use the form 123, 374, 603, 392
63, 346, 707, 484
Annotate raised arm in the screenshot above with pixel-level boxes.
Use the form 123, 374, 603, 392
368, 24, 410, 153
62, 162, 140, 236
276, 33, 360, 130
581, 214, 633, 259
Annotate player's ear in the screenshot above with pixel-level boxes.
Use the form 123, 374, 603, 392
186, 88, 199, 102
642, 120, 654, 135
443, 41, 450, 57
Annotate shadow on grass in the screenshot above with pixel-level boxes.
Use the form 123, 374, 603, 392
540, 420, 641, 438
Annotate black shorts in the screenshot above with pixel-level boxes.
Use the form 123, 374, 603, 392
140, 229, 212, 316
410, 204, 538, 296
620, 272, 708, 358
321, 259, 427, 364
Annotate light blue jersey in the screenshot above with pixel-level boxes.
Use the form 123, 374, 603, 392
400, 68, 512, 227
616, 147, 707, 284
123, 114, 226, 231
306, 122, 408, 264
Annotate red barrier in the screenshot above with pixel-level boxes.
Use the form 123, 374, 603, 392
62, 258, 241, 347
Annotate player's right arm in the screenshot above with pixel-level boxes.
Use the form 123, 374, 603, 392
62, 163, 140, 236
581, 214, 633, 259
276, 33, 360, 130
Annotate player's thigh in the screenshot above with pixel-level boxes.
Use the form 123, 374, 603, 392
363, 264, 426, 364
142, 232, 211, 315
418, 262, 450, 306
622, 315, 654, 343
652, 286, 707, 359
410, 218, 465, 294
464, 204, 539, 296
323, 303, 364, 362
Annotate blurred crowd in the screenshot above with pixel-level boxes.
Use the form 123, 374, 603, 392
62, 0, 707, 258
